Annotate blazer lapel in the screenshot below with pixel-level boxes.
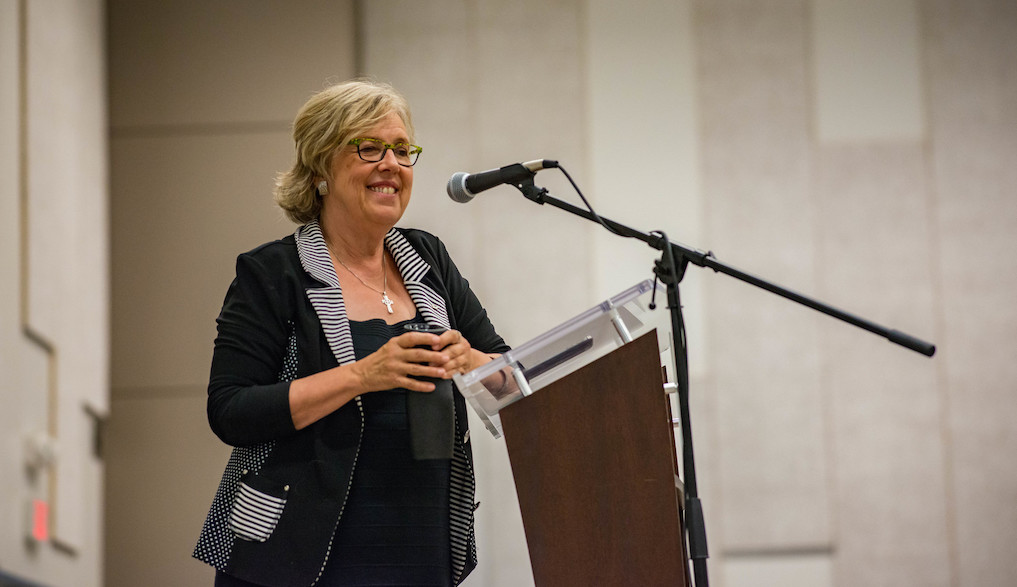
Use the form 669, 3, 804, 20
296, 221, 451, 366
385, 229, 451, 330
295, 220, 357, 365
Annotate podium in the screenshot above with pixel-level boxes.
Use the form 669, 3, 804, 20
454, 281, 690, 586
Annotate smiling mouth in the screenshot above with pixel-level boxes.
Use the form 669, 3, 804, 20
369, 186, 397, 195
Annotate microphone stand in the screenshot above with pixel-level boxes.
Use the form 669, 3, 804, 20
513, 178, 936, 587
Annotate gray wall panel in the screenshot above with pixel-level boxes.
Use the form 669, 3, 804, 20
696, 0, 833, 553
109, 0, 356, 128
815, 144, 949, 587
926, 1, 1017, 585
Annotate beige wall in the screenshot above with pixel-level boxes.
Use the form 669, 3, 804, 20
355, 2, 1017, 586
103, 1, 357, 586
97, 1, 1017, 587
0, 0, 108, 585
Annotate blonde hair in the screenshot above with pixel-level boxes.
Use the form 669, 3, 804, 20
274, 79, 415, 224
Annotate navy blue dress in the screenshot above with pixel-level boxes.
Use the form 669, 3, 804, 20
216, 314, 452, 587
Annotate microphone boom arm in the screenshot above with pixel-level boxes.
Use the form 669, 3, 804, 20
516, 180, 936, 356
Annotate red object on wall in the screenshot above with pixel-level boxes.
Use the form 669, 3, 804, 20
31, 499, 49, 542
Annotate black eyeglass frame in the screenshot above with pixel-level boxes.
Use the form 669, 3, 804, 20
348, 138, 423, 167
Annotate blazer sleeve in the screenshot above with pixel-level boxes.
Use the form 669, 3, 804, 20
432, 237, 510, 355
206, 251, 299, 446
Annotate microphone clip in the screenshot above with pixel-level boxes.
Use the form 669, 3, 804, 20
517, 177, 549, 204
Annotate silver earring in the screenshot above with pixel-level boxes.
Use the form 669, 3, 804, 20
317, 180, 328, 195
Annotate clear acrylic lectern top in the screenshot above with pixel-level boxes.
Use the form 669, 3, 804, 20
453, 279, 672, 438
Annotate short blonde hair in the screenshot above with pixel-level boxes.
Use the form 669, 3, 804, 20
274, 79, 415, 224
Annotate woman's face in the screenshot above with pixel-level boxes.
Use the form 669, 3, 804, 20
324, 111, 414, 232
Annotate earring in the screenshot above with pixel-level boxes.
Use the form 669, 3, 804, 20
317, 180, 328, 196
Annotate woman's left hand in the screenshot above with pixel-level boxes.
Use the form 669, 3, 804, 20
430, 329, 486, 377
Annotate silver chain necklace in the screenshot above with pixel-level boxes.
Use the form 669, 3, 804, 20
325, 239, 395, 314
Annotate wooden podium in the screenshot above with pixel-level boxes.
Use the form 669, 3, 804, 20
501, 331, 688, 586
454, 281, 689, 586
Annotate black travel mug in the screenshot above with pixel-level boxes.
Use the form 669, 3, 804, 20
404, 323, 455, 460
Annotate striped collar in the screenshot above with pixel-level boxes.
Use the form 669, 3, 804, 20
294, 219, 451, 365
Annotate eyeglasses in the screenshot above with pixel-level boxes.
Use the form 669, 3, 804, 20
348, 138, 423, 167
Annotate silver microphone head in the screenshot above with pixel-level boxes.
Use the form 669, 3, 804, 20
446, 171, 474, 203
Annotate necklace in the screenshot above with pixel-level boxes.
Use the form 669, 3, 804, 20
325, 239, 395, 314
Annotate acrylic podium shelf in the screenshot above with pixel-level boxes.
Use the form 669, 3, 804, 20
453, 279, 673, 438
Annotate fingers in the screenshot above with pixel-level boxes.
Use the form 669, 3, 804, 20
396, 330, 443, 350
352, 336, 448, 393
396, 374, 440, 393
434, 329, 462, 350
433, 331, 474, 378
353, 329, 477, 394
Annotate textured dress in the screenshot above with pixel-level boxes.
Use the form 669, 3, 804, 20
216, 314, 453, 587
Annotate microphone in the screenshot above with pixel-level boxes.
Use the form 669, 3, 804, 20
447, 159, 558, 203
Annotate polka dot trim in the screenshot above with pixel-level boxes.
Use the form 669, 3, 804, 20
279, 326, 299, 382
193, 323, 296, 570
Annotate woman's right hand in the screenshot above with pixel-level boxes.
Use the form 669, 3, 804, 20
349, 331, 449, 393
289, 331, 448, 430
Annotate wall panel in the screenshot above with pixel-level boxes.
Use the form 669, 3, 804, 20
105, 2, 357, 585
105, 392, 230, 587
814, 144, 948, 587
1, 0, 108, 585
109, 0, 355, 129
696, 0, 832, 557
925, 1, 1017, 585
110, 132, 292, 390
812, 0, 924, 141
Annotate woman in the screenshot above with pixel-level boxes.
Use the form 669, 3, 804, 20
193, 80, 508, 587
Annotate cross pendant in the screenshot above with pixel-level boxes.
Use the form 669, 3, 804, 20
382, 293, 394, 314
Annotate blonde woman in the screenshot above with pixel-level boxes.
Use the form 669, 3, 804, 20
194, 80, 506, 587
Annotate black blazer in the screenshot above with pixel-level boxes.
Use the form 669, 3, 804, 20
193, 220, 508, 586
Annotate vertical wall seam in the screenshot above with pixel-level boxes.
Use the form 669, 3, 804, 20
575, 0, 594, 301
466, 0, 482, 296
916, 3, 959, 586
687, 0, 725, 564
352, 0, 365, 77
802, 0, 842, 560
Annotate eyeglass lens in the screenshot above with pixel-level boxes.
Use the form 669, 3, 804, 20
356, 139, 420, 166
